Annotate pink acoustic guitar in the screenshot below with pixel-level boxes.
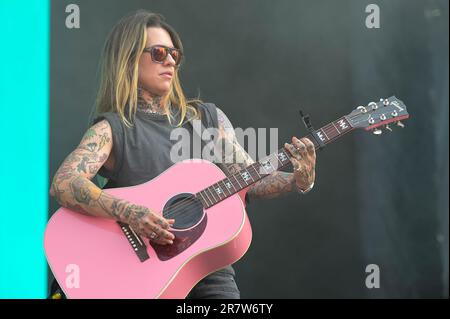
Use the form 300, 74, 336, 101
44, 96, 409, 298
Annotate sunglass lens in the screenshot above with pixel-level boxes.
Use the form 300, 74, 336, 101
151, 46, 168, 62
170, 50, 181, 65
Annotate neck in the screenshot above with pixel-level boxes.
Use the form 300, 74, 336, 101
137, 87, 167, 115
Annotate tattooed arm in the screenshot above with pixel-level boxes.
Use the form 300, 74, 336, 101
49, 120, 175, 244
215, 108, 316, 200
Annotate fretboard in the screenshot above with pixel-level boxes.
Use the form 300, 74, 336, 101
196, 116, 353, 208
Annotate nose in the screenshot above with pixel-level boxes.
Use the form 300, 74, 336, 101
164, 53, 177, 67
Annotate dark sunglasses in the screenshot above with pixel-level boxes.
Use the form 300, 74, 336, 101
143, 45, 183, 66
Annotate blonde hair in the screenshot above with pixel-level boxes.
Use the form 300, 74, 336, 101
95, 10, 202, 127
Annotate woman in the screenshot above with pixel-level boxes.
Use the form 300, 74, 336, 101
50, 9, 316, 299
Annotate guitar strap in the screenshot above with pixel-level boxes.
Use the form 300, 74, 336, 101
188, 103, 221, 164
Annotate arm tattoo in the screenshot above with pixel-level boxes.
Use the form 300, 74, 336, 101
247, 171, 296, 200
51, 120, 118, 218
109, 198, 148, 222
69, 176, 102, 205
215, 107, 255, 175
215, 107, 296, 200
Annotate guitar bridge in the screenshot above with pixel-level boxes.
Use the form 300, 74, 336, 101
117, 221, 150, 263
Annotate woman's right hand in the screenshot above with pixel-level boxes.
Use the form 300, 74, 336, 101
124, 204, 175, 245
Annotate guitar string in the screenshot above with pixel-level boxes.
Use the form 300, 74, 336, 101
162, 166, 276, 219
158, 109, 396, 220
160, 147, 299, 219
146, 107, 401, 220
161, 113, 399, 221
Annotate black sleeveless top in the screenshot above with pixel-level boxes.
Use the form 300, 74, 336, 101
92, 102, 237, 281
93, 102, 219, 188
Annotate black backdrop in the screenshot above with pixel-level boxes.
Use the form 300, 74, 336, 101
50, 0, 448, 298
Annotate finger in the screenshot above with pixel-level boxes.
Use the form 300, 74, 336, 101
154, 216, 171, 230
292, 137, 307, 157
144, 222, 174, 242
300, 138, 315, 156
284, 143, 301, 160
151, 235, 174, 245
290, 157, 301, 171
148, 229, 173, 244
150, 236, 173, 245
152, 225, 175, 241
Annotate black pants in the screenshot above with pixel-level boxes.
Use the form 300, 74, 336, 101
187, 265, 240, 299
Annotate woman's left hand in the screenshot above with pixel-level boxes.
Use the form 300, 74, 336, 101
284, 137, 316, 192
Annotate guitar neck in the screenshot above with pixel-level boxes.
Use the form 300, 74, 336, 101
195, 116, 354, 208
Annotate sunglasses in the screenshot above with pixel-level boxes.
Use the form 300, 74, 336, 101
143, 45, 183, 66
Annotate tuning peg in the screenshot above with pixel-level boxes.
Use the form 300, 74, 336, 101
383, 99, 389, 106
396, 121, 405, 128
357, 106, 367, 113
373, 128, 383, 135
385, 124, 392, 132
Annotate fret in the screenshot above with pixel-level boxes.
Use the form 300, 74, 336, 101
321, 125, 334, 140
197, 192, 208, 207
323, 124, 338, 140
212, 182, 225, 200
258, 159, 273, 175
218, 180, 229, 196
206, 186, 218, 204
331, 121, 341, 134
303, 117, 353, 150
224, 180, 234, 195
232, 174, 243, 189
262, 156, 278, 172
279, 149, 290, 166
268, 153, 280, 170
240, 169, 253, 184
238, 172, 249, 186
320, 128, 330, 140
212, 185, 222, 201
335, 117, 351, 133
315, 130, 328, 144
200, 190, 212, 207
249, 163, 262, 179
223, 178, 237, 193
272, 153, 282, 168
273, 151, 287, 167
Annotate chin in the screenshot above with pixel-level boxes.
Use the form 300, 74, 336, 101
156, 86, 171, 96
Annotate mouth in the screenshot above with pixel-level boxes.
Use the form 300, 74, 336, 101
160, 72, 173, 78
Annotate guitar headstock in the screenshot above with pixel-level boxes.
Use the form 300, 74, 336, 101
346, 96, 409, 134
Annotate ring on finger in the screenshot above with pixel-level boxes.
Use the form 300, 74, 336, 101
149, 232, 158, 240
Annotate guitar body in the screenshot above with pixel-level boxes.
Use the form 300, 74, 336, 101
44, 96, 409, 299
44, 159, 252, 299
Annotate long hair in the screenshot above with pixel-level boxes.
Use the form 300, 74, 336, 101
95, 10, 202, 127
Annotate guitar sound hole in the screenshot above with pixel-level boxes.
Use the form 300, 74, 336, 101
163, 193, 204, 230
